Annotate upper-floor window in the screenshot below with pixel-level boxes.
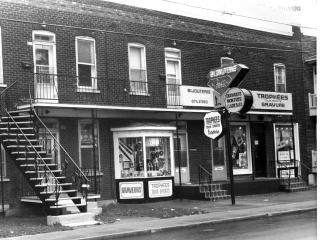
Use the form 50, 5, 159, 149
165, 48, 181, 106
0, 27, 4, 85
274, 63, 286, 92
128, 43, 147, 95
76, 37, 97, 90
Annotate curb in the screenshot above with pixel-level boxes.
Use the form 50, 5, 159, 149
77, 207, 317, 240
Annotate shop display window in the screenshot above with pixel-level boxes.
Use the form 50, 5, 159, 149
146, 137, 171, 177
229, 123, 252, 174
119, 137, 144, 178
275, 125, 294, 162
114, 130, 174, 179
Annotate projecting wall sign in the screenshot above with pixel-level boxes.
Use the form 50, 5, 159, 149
225, 88, 253, 114
203, 111, 223, 140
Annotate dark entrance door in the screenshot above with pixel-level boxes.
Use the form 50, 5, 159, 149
251, 123, 267, 177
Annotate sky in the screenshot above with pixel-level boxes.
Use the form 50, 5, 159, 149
104, 0, 318, 36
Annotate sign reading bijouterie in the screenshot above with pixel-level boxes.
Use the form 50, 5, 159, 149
207, 64, 249, 94
180, 86, 214, 107
148, 180, 173, 198
119, 181, 144, 199
251, 91, 292, 111
203, 111, 223, 140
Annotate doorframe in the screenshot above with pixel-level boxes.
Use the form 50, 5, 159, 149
32, 30, 58, 102
173, 131, 190, 184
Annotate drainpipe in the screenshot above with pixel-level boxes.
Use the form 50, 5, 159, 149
175, 113, 182, 197
91, 109, 97, 195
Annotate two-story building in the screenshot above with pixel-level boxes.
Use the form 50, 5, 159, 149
0, 0, 314, 210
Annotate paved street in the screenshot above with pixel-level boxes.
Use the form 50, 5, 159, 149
116, 211, 317, 240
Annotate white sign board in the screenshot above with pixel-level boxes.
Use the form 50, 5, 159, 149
278, 151, 291, 161
148, 180, 173, 198
251, 91, 292, 111
119, 181, 144, 199
204, 111, 223, 139
181, 86, 214, 107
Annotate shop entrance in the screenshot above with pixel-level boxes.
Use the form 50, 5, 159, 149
211, 137, 227, 181
251, 123, 267, 177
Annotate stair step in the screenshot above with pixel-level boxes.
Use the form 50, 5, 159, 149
0, 121, 33, 125
1, 114, 33, 120
16, 157, 53, 161
35, 182, 72, 187
25, 169, 62, 174
2, 139, 39, 143
7, 145, 43, 149
20, 163, 57, 167
45, 196, 83, 202
29, 176, 66, 181
0, 133, 35, 137
0, 127, 34, 131
11, 151, 47, 155
49, 203, 86, 209
40, 189, 77, 195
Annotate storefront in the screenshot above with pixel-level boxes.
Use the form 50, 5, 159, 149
111, 124, 176, 202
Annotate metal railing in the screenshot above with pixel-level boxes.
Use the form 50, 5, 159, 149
198, 164, 212, 185
26, 72, 183, 107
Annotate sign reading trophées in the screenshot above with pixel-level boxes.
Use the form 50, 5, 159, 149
203, 111, 223, 139
251, 91, 292, 111
207, 64, 249, 95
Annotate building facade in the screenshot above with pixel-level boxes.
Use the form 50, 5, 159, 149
0, 0, 314, 205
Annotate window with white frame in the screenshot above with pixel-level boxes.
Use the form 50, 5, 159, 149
76, 37, 97, 89
128, 43, 147, 94
274, 63, 286, 92
0, 27, 4, 86
78, 120, 100, 171
165, 48, 181, 106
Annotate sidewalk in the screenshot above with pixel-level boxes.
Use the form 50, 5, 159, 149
5, 190, 317, 240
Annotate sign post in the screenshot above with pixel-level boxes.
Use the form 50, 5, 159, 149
206, 62, 250, 205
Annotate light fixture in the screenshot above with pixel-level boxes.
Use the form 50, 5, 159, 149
41, 21, 46, 28
172, 40, 177, 46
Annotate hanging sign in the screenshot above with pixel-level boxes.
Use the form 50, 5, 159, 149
204, 111, 223, 139
207, 64, 249, 94
250, 91, 292, 111
225, 88, 253, 114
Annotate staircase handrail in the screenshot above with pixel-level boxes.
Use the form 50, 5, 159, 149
0, 81, 17, 97
199, 164, 212, 185
30, 107, 89, 183
1, 108, 61, 184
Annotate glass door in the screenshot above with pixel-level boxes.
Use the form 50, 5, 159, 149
174, 133, 190, 184
211, 137, 227, 181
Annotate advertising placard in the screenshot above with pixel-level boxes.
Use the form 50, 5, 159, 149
251, 91, 292, 111
119, 181, 144, 199
204, 111, 223, 140
180, 86, 214, 107
148, 180, 173, 198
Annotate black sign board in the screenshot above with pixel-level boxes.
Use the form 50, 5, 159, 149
207, 64, 249, 94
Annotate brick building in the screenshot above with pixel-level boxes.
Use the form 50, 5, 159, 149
0, 0, 315, 209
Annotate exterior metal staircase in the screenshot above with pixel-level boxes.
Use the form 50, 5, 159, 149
0, 83, 92, 216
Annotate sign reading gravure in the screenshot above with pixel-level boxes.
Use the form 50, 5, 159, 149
119, 181, 144, 199
203, 111, 223, 140
251, 91, 292, 111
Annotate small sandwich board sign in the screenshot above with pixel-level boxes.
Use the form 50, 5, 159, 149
204, 111, 223, 140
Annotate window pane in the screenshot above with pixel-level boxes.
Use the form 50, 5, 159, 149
80, 122, 98, 147
276, 84, 286, 92
174, 136, 188, 168
36, 49, 49, 66
129, 47, 142, 68
77, 39, 94, 64
166, 60, 180, 84
119, 137, 144, 178
230, 125, 248, 170
275, 125, 294, 162
146, 137, 171, 177
81, 148, 99, 169
212, 137, 225, 166
78, 64, 92, 86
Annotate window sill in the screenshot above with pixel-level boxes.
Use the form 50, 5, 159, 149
0, 178, 10, 182
0, 84, 7, 88
129, 92, 150, 96
76, 88, 100, 93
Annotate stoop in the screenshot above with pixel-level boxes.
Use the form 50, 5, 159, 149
47, 212, 100, 227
